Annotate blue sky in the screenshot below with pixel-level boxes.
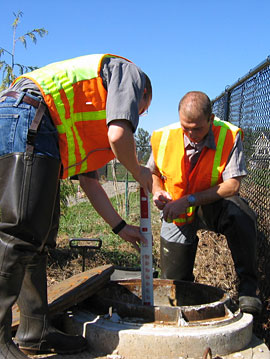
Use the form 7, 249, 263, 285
1, 0, 269, 135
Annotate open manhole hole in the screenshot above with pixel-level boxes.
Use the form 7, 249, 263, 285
84, 278, 240, 326
64, 278, 254, 358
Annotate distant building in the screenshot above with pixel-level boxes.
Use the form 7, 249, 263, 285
249, 132, 270, 170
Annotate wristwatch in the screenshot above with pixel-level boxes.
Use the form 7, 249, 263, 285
187, 194, 196, 206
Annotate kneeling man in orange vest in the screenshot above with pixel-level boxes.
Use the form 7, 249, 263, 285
148, 91, 261, 316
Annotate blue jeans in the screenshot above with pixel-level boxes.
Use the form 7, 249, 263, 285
0, 92, 61, 252
0, 93, 60, 159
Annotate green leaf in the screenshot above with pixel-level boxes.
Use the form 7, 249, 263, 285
17, 36, 27, 48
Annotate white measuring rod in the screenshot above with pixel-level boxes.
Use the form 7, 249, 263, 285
140, 187, 154, 306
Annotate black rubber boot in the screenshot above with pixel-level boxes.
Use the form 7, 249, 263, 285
160, 236, 198, 281
0, 153, 61, 251
201, 196, 262, 315
15, 253, 88, 355
0, 259, 30, 359
0, 152, 61, 358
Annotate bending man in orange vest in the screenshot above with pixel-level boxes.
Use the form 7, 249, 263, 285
148, 91, 262, 316
0, 54, 152, 359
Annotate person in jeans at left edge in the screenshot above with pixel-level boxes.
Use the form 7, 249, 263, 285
0, 54, 152, 359
148, 91, 262, 317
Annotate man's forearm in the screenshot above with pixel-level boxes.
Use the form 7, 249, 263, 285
162, 177, 243, 222
107, 120, 153, 193
191, 177, 242, 207
108, 120, 140, 176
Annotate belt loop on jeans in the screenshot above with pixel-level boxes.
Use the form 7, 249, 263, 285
2, 91, 41, 109
26, 101, 47, 156
12, 92, 26, 108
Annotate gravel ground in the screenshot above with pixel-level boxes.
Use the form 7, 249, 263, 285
30, 336, 269, 359
31, 351, 107, 359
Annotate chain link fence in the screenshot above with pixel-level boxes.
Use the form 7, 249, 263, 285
212, 56, 270, 344
98, 145, 151, 182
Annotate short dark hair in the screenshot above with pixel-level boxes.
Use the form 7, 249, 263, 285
143, 73, 152, 101
178, 91, 212, 119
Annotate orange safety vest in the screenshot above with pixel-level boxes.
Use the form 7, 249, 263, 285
151, 118, 243, 226
14, 54, 131, 178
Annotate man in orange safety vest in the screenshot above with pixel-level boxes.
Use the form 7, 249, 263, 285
148, 91, 262, 316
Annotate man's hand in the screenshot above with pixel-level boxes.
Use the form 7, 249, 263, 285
118, 224, 147, 252
163, 197, 187, 222
153, 190, 172, 210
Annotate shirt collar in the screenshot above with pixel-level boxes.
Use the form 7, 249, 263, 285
183, 124, 216, 150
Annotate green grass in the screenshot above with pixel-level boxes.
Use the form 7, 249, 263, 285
57, 190, 160, 269
59, 191, 141, 237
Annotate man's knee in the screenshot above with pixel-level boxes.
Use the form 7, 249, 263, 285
222, 196, 257, 222
199, 196, 257, 233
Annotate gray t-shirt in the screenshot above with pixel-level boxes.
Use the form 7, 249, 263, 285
101, 57, 145, 131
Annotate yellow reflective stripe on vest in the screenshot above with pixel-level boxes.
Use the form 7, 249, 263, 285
186, 206, 194, 214
156, 123, 180, 170
54, 84, 79, 177
156, 127, 170, 170
174, 217, 194, 224
56, 110, 107, 177
211, 125, 227, 187
30, 55, 101, 95
210, 118, 239, 187
56, 110, 107, 134
71, 125, 87, 175
172, 206, 195, 224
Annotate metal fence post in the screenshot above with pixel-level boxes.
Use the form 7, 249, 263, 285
223, 89, 230, 122
125, 170, 129, 217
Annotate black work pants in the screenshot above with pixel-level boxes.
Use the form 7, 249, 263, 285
160, 196, 258, 296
